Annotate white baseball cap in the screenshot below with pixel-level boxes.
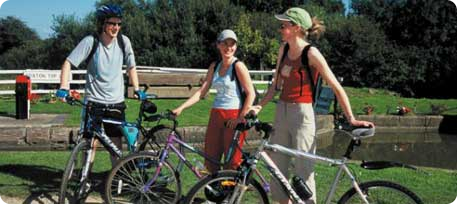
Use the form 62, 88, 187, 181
217, 29, 238, 42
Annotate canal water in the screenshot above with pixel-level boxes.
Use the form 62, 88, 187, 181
317, 131, 457, 170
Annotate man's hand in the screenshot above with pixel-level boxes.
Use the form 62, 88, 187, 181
56, 89, 69, 101
134, 90, 147, 101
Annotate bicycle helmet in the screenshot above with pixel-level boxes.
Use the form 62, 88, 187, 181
96, 4, 123, 22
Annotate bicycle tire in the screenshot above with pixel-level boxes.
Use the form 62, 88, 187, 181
59, 140, 91, 204
104, 152, 181, 204
338, 180, 423, 204
185, 170, 269, 204
139, 124, 185, 171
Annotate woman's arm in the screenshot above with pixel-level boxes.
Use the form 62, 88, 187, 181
308, 47, 374, 127
172, 62, 216, 116
250, 43, 286, 114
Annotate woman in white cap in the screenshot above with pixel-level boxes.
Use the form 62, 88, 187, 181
172, 29, 255, 174
250, 7, 374, 204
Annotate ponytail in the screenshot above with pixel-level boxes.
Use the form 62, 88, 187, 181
300, 16, 325, 40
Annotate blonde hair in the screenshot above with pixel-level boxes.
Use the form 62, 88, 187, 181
300, 16, 325, 40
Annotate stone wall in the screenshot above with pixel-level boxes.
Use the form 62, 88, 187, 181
0, 114, 448, 150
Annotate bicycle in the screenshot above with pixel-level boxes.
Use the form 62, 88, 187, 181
104, 112, 268, 204
58, 90, 178, 203
184, 117, 424, 204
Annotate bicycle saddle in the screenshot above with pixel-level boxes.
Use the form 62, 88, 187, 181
350, 126, 375, 139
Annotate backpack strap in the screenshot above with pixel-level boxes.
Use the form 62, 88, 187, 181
231, 60, 250, 106
117, 33, 126, 64
230, 59, 240, 81
301, 44, 315, 100
275, 43, 290, 90
84, 34, 99, 66
280, 43, 289, 65
84, 33, 126, 66
231, 60, 242, 101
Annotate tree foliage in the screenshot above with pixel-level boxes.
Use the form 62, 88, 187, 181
0, 0, 456, 98
0, 16, 39, 55
351, 0, 457, 98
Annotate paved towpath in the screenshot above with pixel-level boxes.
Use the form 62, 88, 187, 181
0, 195, 103, 204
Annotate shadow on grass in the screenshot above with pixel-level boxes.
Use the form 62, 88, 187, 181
0, 112, 15, 118
0, 164, 107, 204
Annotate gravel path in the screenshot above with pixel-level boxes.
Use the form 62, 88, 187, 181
0, 195, 103, 204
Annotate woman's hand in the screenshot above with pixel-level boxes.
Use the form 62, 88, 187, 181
226, 117, 246, 130
350, 118, 375, 128
248, 105, 262, 116
171, 107, 183, 117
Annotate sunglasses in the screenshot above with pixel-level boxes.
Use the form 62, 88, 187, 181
280, 22, 295, 29
219, 39, 237, 47
105, 21, 122, 27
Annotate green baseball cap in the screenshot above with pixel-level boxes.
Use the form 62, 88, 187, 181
275, 7, 312, 30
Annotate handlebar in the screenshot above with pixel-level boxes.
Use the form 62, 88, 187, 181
227, 114, 273, 139
64, 90, 84, 106
145, 94, 158, 100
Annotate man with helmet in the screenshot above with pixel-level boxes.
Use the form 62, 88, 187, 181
56, 4, 145, 164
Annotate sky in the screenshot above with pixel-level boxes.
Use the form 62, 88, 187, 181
0, 0, 352, 39
0, 0, 98, 39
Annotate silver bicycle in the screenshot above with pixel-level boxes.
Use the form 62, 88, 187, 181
184, 118, 423, 204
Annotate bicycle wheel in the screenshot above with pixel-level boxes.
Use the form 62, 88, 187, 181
138, 125, 178, 152
59, 140, 92, 204
105, 152, 181, 204
185, 170, 269, 204
139, 125, 185, 170
338, 180, 423, 204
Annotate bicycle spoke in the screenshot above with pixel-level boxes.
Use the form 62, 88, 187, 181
106, 153, 181, 204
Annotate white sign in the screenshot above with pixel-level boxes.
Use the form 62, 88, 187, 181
24, 70, 71, 83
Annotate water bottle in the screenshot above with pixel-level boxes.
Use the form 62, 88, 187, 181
193, 159, 209, 175
291, 175, 313, 200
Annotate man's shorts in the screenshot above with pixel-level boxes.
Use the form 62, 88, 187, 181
85, 101, 126, 138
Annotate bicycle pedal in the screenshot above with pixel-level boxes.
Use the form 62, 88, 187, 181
83, 182, 92, 194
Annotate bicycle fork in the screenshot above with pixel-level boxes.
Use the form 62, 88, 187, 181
325, 163, 370, 204
342, 164, 370, 204
141, 149, 168, 193
78, 139, 97, 197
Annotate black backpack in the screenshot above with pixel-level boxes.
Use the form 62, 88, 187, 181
84, 33, 126, 65
214, 60, 260, 106
279, 44, 335, 114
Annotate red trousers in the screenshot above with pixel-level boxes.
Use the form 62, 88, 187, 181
204, 108, 247, 173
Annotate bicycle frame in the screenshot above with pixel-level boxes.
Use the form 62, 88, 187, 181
253, 140, 369, 204
76, 106, 145, 188
141, 125, 270, 192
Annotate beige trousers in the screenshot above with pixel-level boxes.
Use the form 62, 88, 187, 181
269, 100, 317, 204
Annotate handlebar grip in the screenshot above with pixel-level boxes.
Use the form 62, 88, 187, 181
255, 122, 273, 133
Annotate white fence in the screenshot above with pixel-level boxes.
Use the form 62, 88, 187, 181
0, 66, 274, 95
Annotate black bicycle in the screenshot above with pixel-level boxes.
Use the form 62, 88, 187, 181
58, 90, 183, 204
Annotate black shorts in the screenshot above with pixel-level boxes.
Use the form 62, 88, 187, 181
85, 101, 126, 138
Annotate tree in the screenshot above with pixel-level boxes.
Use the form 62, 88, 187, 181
0, 16, 39, 56
351, 0, 457, 98
46, 15, 94, 70
0, 40, 47, 70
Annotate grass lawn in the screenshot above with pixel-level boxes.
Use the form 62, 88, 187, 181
0, 86, 456, 203
0, 151, 455, 203
0, 86, 457, 126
